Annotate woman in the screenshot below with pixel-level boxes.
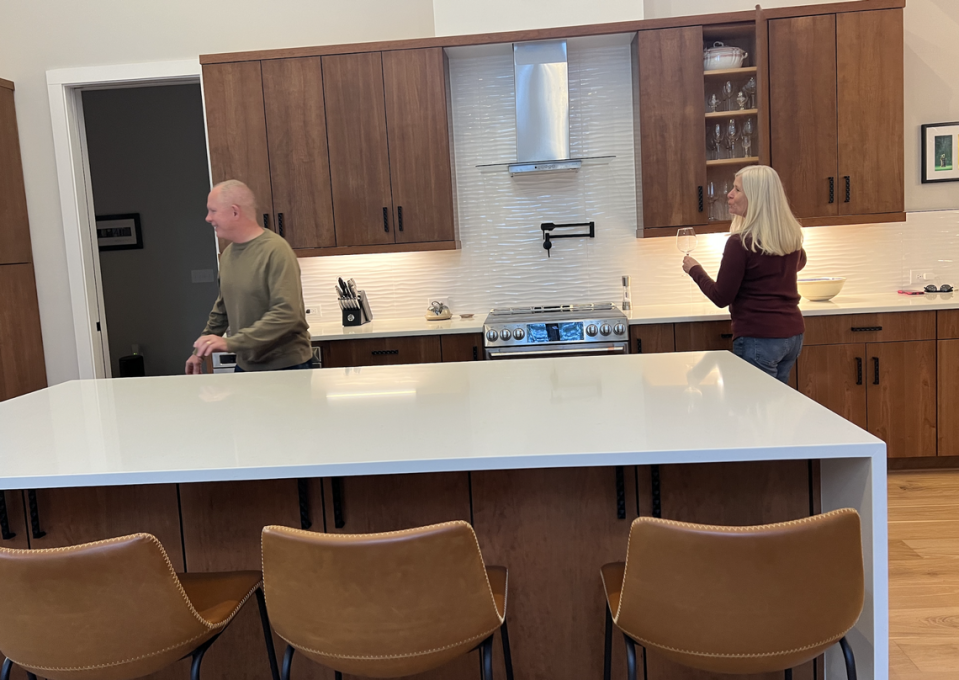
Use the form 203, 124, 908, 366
682, 165, 806, 383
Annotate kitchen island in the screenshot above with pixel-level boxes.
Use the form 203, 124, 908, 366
0, 352, 887, 680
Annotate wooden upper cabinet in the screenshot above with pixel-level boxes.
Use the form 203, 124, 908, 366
261, 57, 336, 249
0, 264, 47, 401
382, 48, 456, 245
0, 86, 33, 265
323, 52, 395, 247
769, 15, 839, 219
636, 27, 708, 231
836, 9, 904, 216
201, 62, 274, 231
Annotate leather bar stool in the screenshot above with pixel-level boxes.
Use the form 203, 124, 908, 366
601, 509, 864, 680
261, 520, 514, 680
0, 533, 280, 680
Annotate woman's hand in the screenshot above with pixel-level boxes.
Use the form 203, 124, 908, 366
682, 255, 700, 274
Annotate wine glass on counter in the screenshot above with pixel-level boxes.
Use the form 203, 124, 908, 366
676, 227, 698, 255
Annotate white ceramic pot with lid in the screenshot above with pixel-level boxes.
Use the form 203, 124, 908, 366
703, 42, 748, 71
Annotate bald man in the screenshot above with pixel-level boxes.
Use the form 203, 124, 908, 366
186, 180, 312, 374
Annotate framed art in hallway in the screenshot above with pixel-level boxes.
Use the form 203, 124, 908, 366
921, 122, 959, 183
96, 213, 143, 250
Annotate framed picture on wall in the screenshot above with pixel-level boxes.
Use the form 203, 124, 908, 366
921, 122, 959, 183
96, 213, 143, 251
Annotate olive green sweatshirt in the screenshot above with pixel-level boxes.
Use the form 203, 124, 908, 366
201, 229, 312, 371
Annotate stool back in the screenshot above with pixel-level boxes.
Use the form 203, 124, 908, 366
613, 509, 864, 674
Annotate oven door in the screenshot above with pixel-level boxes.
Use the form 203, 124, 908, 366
486, 341, 628, 360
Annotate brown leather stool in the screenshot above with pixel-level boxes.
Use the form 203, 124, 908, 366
261, 520, 513, 680
0, 533, 280, 680
601, 509, 864, 680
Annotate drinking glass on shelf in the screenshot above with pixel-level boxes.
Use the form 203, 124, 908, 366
707, 93, 720, 113
743, 77, 757, 109
721, 181, 731, 220
723, 81, 734, 111
707, 182, 717, 221
711, 123, 724, 160
742, 118, 754, 158
726, 118, 739, 158
677, 227, 698, 255
736, 91, 747, 110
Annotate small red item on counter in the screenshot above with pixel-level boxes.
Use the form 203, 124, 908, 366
897, 290, 924, 296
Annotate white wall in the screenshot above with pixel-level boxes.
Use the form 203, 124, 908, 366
0, 0, 435, 385
433, 0, 642, 35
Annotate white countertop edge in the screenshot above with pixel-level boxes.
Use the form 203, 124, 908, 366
0, 442, 885, 491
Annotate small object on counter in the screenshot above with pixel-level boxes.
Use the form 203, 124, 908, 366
425, 300, 452, 321
336, 277, 373, 326
898, 289, 925, 296
622, 275, 632, 311
797, 276, 846, 301
459, 313, 475, 319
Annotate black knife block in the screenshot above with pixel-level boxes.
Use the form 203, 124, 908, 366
340, 290, 373, 326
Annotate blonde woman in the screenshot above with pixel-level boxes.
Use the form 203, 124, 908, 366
682, 165, 807, 383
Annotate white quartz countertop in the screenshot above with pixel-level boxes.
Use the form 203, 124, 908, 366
0, 352, 883, 490
310, 293, 959, 340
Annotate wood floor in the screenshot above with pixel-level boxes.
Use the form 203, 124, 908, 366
889, 470, 959, 679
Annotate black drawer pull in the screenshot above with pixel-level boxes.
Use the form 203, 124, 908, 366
651, 464, 662, 519
331, 477, 345, 529
297, 479, 311, 530
873, 357, 880, 385
844, 176, 851, 203
0, 491, 15, 540
383, 207, 389, 233
277, 212, 285, 238
472, 346, 479, 361
720, 333, 733, 339
371, 349, 399, 356
263, 213, 270, 230
397, 206, 404, 232
697, 186, 704, 212
856, 357, 863, 385
28, 490, 45, 539
636, 338, 643, 354
851, 326, 882, 332
615, 466, 626, 519
828, 177, 835, 204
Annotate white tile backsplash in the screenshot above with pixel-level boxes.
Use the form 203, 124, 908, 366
299, 42, 959, 320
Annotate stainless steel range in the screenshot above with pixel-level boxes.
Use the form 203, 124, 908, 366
483, 303, 629, 360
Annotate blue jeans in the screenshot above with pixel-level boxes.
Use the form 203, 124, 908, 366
234, 359, 314, 373
732, 334, 803, 383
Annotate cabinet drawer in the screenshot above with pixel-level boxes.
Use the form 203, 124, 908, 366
938, 310, 959, 339
321, 335, 442, 368
674, 320, 734, 352
802, 312, 935, 345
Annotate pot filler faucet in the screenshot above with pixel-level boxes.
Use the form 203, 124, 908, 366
541, 221, 595, 257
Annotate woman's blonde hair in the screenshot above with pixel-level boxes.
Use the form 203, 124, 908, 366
730, 165, 804, 256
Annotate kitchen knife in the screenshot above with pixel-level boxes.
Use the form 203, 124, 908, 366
337, 277, 349, 297
347, 279, 358, 298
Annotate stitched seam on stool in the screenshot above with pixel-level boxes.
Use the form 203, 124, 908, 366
278, 625, 500, 661
619, 628, 852, 659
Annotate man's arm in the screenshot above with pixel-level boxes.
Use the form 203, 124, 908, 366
187, 292, 230, 372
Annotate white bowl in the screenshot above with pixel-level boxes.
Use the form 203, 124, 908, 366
798, 277, 846, 301
703, 43, 747, 71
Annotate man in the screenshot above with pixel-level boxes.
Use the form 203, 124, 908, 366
186, 180, 312, 373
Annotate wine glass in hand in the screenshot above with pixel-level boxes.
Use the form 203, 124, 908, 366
677, 227, 698, 255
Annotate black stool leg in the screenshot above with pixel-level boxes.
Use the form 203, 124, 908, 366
480, 636, 494, 680
255, 587, 281, 680
190, 635, 218, 680
604, 605, 613, 680
1, 659, 12, 680
624, 634, 637, 680
500, 619, 514, 680
785, 669, 792, 680
839, 637, 857, 680
281, 645, 295, 680
334, 673, 342, 680
25, 674, 37, 680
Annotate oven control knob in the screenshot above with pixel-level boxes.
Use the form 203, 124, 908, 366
500, 328, 512, 341
614, 323, 626, 336
586, 324, 598, 337
600, 324, 612, 337
486, 329, 498, 342
513, 328, 525, 340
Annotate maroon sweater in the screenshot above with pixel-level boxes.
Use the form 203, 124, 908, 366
690, 234, 806, 339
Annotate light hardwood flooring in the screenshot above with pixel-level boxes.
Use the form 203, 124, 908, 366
889, 470, 959, 679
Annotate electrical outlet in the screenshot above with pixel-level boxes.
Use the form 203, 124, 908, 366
909, 270, 935, 285
304, 304, 322, 320
427, 296, 450, 310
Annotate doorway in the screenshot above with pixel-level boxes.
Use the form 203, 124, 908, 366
80, 84, 217, 377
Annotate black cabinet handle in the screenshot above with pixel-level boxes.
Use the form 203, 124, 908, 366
828, 177, 835, 204
27, 490, 45, 539
277, 212, 285, 238
650, 464, 662, 519
636, 338, 643, 354
371, 349, 399, 356
331, 477, 345, 529
383, 207, 389, 233
263, 213, 270, 230
720, 333, 733, 339
472, 346, 479, 361
844, 176, 851, 203
0, 491, 15, 540
851, 326, 882, 332
296, 479, 312, 530
397, 206, 404, 232
697, 186, 704, 212
873, 357, 880, 385
615, 466, 626, 519
856, 357, 863, 386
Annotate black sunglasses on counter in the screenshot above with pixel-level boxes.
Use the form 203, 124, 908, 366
925, 284, 954, 293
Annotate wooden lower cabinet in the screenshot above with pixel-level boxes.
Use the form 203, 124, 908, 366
939, 339, 959, 457
798, 341, 936, 458
441, 332, 486, 362
674, 320, 733, 352
320, 335, 442, 368
629, 323, 675, 354
471, 467, 639, 680
0, 264, 47, 402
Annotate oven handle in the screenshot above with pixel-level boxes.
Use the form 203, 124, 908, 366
487, 345, 627, 358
